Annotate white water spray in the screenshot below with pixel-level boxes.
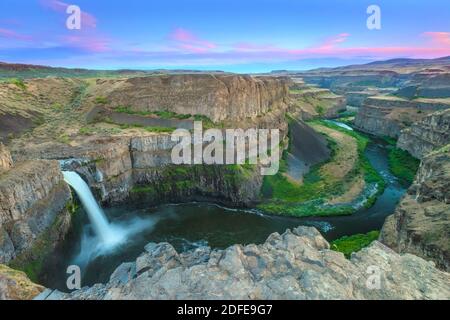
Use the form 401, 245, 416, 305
62, 171, 123, 246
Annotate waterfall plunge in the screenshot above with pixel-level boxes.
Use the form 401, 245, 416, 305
62, 171, 124, 246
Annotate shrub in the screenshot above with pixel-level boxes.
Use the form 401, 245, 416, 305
388, 148, 420, 186
94, 96, 108, 104
331, 231, 380, 258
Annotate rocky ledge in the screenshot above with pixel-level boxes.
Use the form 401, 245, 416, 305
397, 109, 450, 159
354, 96, 450, 138
90, 74, 291, 123
37, 226, 450, 300
380, 145, 450, 271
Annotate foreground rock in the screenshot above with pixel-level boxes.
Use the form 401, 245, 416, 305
39, 227, 450, 300
397, 109, 450, 159
0, 264, 44, 300
381, 144, 450, 271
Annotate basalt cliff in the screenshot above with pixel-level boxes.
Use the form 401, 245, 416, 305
397, 109, 450, 159
380, 144, 450, 271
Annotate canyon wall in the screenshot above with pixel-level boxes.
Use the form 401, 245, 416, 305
90, 75, 291, 123
288, 79, 346, 120
0, 157, 72, 265
38, 226, 450, 300
397, 109, 450, 159
25, 135, 264, 208
380, 144, 450, 271
354, 97, 450, 138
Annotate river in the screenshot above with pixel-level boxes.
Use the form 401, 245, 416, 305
39, 123, 406, 290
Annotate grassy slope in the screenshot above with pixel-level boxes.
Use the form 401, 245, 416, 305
388, 148, 420, 186
258, 120, 385, 217
331, 231, 380, 258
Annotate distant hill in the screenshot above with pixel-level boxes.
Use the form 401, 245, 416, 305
0, 62, 228, 79
271, 56, 450, 75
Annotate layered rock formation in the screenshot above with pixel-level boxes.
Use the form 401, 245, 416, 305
397, 109, 450, 159
354, 96, 450, 138
89, 75, 291, 123
380, 145, 450, 271
289, 79, 346, 119
37, 227, 450, 300
0, 159, 72, 265
13, 134, 263, 208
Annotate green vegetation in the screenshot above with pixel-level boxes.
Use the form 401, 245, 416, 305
56, 134, 70, 144
115, 105, 192, 120
258, 120, 385, 218
94, 96, 109, 104
315, 105, 325, 116
382, 136, 397, 146
9, 78, 27, 90
331, 231, 380, 258
117, 123, 175, 133
130, 164, 256, 202
78, 126, 97, 135
388, 148, 420, 186
9, 212, 69, 282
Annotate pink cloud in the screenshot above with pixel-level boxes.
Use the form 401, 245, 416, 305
0, 27, 33, 41
169, 28, 217, 53
40, 0, 97, 28
316, 33, 350, 50
61, 34, 110, 52
423, 32, 450, 46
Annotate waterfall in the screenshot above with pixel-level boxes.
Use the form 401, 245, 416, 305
62, 171, 122, 245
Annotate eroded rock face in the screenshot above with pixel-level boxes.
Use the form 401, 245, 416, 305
38, 226, 450, 300
91, 75, 291, 123
0, 143, 13, 172
397, 109, 450, 159
380, 145, 450, 271
0, 160, 71, 264
354, 97, 450, 138
14, 133, 265, 208
288, 79, 346, 120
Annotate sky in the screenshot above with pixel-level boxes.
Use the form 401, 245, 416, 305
0, 0, 449, 72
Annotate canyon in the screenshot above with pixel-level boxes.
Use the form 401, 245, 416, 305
0, 57, 449, 300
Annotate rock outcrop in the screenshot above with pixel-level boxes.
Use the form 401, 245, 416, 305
380, 145, 450, 271
37, 226, 450, 300
89, 75, 291, 123
289, 79, 346, 119
0, 160, 72, 265
0, 143, 13, 172
397, 109, 450, 159
354, 96, 450, 138
0, 264, 44, 300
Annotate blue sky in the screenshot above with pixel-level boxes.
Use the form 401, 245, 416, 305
0, 0, 449, 72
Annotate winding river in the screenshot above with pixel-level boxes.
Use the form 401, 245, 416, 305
39, 123, 406, 290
